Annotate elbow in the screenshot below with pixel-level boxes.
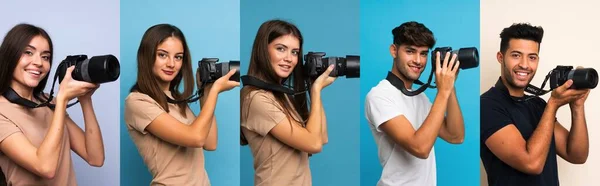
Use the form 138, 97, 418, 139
37, 165, 57, 179
306, 141, 323, 154
411, 145, 431, 159
569, 154, 588, 164
449, 135, 465, 144
322, 138, 329, 145
203, 144, 217, 151
88, 158, 105, 167
523, 160, 544, 175
189, 136, 206, 148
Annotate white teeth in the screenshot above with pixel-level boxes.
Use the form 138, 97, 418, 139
26, 70, 41, 75
516, 72, 528, 76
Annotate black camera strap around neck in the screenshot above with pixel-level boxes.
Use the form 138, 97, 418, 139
3, 71, 79, 109
165, 89, 201, 104
524, 70, 553, 96
241, 75, 306, 95
386, 71, 435, 96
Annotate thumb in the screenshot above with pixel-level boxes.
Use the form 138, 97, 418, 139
66, 66, 75, 74
224, 68, 238, 79
322, 64, 334, 77
558, 79, 573, 91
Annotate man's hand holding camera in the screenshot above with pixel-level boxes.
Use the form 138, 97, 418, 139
435, 51, 460, 99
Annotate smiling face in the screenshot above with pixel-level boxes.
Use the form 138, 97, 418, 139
268, 34, 300, 82
498, 39, 540, 89
152, 37, 184, 90
11, 35, 51, 91
391, 44, 429, 82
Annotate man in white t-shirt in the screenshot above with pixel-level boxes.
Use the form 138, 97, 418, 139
365, 21, 466, 186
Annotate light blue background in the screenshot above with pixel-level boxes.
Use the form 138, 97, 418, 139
0, 1, 120, 185
360, 1, 480, 186
120, 0, 240, 185
240, 0, 360, 185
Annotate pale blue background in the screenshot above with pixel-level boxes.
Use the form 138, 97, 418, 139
240, 0, 360, 185
0, 0, 120, 185
360, 1, 480, 186
120, 0, 240, 185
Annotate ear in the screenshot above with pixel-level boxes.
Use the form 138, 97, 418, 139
390, 44, 398, 58
496, 51, 503, 64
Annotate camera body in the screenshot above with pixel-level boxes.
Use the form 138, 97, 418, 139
431, 47, 479, 70
304, 52, 360, 78
549, 65, 598, 90
57, 54, 120, 84
198, 58, 240, 83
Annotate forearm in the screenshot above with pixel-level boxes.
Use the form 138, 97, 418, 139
444, 89, 465, 141
37, 97, 68, 174
524, 102, 558, 166
79, 98, 105, 165
306, 89, 323, 141
566, 105, 589, 161
204, 117, 218, 150
191, 89, 218, 143
413, 91, 450, 150
320, 103, 328, 144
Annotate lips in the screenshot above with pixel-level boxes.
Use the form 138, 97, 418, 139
162, 69, 174, 76
514, 70, 530, 81
278, 64, 292, 73
408, 65, 422, 73
25, 69, 42, 78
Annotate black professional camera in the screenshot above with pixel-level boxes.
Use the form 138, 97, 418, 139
432, 47, 479, 70
198, 58, 240, 83
549, 66, 598, 90
304, 52, 360, 78
57, 55, 120, 84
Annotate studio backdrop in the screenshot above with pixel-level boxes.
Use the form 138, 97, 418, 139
360, 1, 481, 186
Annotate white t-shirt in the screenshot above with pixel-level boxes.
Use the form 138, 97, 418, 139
365, 79, 436, 186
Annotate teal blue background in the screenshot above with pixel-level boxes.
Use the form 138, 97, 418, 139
120, 0, 240, 185
240, 0, 360, 185
360, 1, 480, 186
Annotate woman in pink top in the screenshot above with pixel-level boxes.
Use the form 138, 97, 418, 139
124, 24, 238, 185
240, 20, 336, 186
0, 24, 105, 185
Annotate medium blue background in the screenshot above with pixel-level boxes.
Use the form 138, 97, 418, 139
240, 0, 360, 185
360, 1, 480, 186
120, 0, 240, 185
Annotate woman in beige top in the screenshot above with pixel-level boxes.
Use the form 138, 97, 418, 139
0, 24, 105, 185
240, 20, 336, 186
124, 24, 238, 185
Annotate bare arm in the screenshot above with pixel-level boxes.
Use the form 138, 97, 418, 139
438, 88, 465, 144
67, 97, 105, 167
203, 117, 218, 151
554, 102, 589, 164
320, 103, 328, 144
0, 97, 69, 179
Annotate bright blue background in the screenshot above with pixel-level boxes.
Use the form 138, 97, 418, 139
240, 0, 360, 185
360, 1, 480, 186
120, 0, 240, 185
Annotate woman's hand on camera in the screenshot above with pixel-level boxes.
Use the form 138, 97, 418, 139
212, 69, 240, 93
312, 64, 337, 92
57, 66, 99, 102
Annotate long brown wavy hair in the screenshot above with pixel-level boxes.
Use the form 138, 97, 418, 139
130, 24, 194, 116
241, 20, 310, 145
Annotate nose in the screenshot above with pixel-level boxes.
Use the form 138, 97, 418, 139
517, 57, 529, 70
32, 55, 43, 66
166, 57, 175, 68
283, 52, 293, 63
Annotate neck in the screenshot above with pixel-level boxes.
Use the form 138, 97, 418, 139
10, 81, 35, 101
159, 81, 170, 92
391, 68, 413, 89
500, 76, 525, 97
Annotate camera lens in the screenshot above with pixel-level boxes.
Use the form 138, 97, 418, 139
84, 55, 120, 84
344, 55, 360, 78
569, 68, 598, 89
221, 61, 240, 82
456, 47, 479, 69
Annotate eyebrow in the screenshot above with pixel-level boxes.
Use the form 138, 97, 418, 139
406, 46, 429, 53
511, 50, 538, 56
157, 49, 184, 55
26, 45, 51, 55
275, 43, 299, 50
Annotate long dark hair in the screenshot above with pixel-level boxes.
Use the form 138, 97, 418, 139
241, 20, 309, 145
130, 24, 193, 116
0, 23, 53, 96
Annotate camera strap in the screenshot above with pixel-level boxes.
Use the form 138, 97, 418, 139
165, 87, 202, 104
524, 70, 553, 96
241, 75, 306, 96
386, 71, 435, 97
4, 72, 79, 109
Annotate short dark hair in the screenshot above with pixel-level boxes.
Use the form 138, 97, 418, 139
392, 21, 435, 48
499, 23, 544, 54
